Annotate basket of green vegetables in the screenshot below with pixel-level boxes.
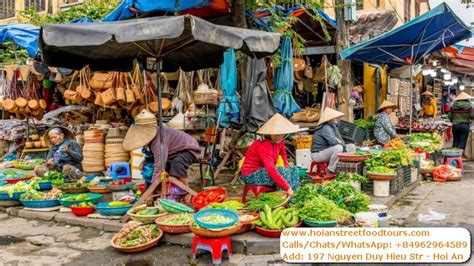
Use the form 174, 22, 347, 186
155, 213, 194, 234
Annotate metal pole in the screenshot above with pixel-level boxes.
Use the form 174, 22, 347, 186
409, 64, 413, 135
156, 62, 165, 171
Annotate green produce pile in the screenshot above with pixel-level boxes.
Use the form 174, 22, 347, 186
364, 149, 413, 172
336, 172, 369, 183
247, 191, 287, 212
159, 214, 194, 225
61, 194, 90, 201
354, 118, 375, 129
0, 41, 28, 64
292, 183, 323, 208
20, 188, 63, 201
368, 166, 396, 174
208, 200, 245, 211
293, 181, 371, 214
405, 132, 443, 153
54, 178, 99, 188
321, 181, 371, 213
197, 214, 234, 225
108, 201, 130, 208
136, 208, 161, 216
39, 171, 66, 184
0, 179, 39, 197
116, 224, 161, 248
253, 205, 299, 230
298, 195, 353, 224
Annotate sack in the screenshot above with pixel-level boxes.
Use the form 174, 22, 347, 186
304, 57, 313, 79
89, 72, 114, 90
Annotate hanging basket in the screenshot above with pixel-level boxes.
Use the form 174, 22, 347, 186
15, 97, 27, 108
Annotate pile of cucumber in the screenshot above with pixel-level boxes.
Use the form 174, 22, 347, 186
254, 204, 299, 230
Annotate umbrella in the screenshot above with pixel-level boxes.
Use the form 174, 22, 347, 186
40, 15, 281, 72
241, 58, 276, 132
341, 3, 472, 133
216, 49, 239, 128
273, 37, 301, 117
39, 14, 280, 171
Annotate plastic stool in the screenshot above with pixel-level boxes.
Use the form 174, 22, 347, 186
192, 235, 232, 265
242, 185, 276, 203
444, 156, 463, 170
109, 162, 131, 181
309, 161, 329, 176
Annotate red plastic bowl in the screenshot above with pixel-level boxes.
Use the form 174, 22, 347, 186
254, 221, 303, 238
70, 206, 95, 216
192, 187, 227, 210
6, 176, 32, 184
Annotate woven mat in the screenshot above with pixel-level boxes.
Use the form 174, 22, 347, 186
87, 213, 122, 220
24, 206, 60, 212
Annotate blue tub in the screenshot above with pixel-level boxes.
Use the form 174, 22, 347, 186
94, 202, 132, 216
38, 181, 53, 191
20, 199, 60, 208
0, 191, 25, 200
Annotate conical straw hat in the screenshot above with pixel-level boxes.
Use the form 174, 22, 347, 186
377, 100, 398, 112
422, 91, 433, 96
122, 109, 157, 151
43, 126, 75, 147
257, 113, 302, 135
317, 108, 345, 125
454, 92, 472, 101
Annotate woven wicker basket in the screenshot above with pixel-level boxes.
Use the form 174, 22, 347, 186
190, 223, 241, 238
338, 153, 371, 162
155, 213, 193, 234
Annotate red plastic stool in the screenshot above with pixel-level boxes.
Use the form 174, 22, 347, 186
242, 185, 276, 203
309, 162, 335, 183
310, 161, 329, 176
192, 235, 232, 265
444, 156, 463, 170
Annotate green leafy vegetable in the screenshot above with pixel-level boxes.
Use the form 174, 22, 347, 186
246, 191, 287, 212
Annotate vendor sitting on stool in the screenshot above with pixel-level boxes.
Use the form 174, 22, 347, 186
241, 114, 301, 197
35, 126, 83, 180
374, 100, 399, 145
310, 108, 355, 174
122, 110, 201, 201
421, 91, 437, 117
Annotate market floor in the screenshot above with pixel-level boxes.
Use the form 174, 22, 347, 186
0, 213, 235, 266
0, 165, 473, 266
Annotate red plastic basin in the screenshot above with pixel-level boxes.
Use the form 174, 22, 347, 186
70, 206, 95, 216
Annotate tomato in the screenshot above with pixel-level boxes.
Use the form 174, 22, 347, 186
216, 195, 225, 202
208, 195, 216, 202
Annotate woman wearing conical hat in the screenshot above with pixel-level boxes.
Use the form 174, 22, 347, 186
374, 100, 399, 145
241, 114, 302, 196
310, 108, 356, 174
448, 92, 474, 150
421, 91, 438, 117
122, 110, 201, 200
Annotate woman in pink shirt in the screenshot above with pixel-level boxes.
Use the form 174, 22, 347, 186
241, 114, 302, 196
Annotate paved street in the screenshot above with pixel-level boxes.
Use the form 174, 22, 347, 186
0, 163, 472, 266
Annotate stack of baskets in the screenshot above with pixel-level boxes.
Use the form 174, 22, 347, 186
82, 129, 105, 172
104, 127, 129, 167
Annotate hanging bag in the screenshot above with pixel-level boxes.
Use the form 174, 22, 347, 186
293, 55, 305, 72
304, 57, 313, 79
116, 73, 126, 105
125, 73, 136, 104
89, 72, 114, 91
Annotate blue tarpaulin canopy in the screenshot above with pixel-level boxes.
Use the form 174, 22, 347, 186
273, 37, 301, 117
1, 19, 94, 58
340, 3, 472, 66
217, 49, 240, 128
102, 0, 211, 21
0, 24, 39, 57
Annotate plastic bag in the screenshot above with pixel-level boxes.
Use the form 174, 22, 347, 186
417, 208, 446, 222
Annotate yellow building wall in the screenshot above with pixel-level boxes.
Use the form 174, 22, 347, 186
363, 63, 388, 118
